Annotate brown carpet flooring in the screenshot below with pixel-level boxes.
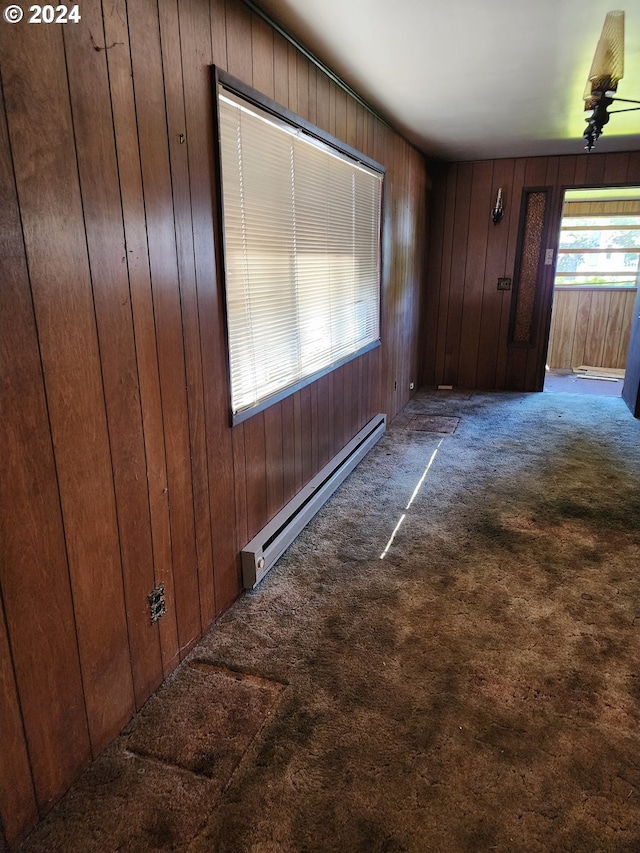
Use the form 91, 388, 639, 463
20, 389, 640, 853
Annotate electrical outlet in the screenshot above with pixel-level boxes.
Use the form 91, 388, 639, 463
148, 584, 166, 623
497, 277, 511, 291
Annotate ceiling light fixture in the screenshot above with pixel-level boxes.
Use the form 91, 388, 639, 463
583, 10, 640, 151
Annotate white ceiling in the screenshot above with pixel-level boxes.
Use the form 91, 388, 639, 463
253, 0, 640, 161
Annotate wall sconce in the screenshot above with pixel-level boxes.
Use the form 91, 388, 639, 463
492, 188, 504, 224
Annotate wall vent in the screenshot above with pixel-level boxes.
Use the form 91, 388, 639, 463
242, 413, 386, 589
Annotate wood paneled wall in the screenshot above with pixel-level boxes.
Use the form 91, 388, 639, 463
0, 1, 428, 846
422, 152, 640, 391
547, 287, 637, 371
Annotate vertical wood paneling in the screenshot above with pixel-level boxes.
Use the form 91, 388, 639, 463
310, 382, 320, 473
0, 599, 37, 847
424, 151, 640, 391
225, 0, 252, 83
389, 135, 400, 413
210, 0, 227, 65
300, 385, 314, 486
316, 375, 332, 469
183, 0, 239, 616
573, 156, 588, 186
329, 80, 336, 136
0, 76, 92, 819
264, 405, 285, 521
343, 361, 358, 443
346, 95, 357, 148
128, 0, 201, 655
161, 0, 217, 629
413, 156, 426, 387
476, 159, 514, 388
316, 68, 330, 133
281, 396, 297, 505
546, 292, 563, 367
546, 288, 635, 371
244, 413, 268, 537
522, 158, 555, 390
293, 391, 304, 491
556, 155, 578, 189
457, 161, 493, 387
334, 86, 347, 142
584, 291, 611, 366
355, 105, 364, 153
297, 53, 309, 120
0, 0, 430, 844
444, 163, 473, 384
524, 156, 550, 186
356, 353, 365, 430
546, 292, 561, 366
232, 424, 249, 550
549, 291, 579, 367
584, 154, 606, 185
333, 366, 346, 452
103, 0, 180, 677
617, 291, 637, 367
251, 12, 274, 99
375, 123, 390, 407
544, 156, 560, 188
273, 32, 289, 107
602, 154, 630, 184
65, 0, 163, 709
2, 17, 135, 757
423, 164, 450, 385
602, 290, 629, 366
495, 157, 527, 389
573, 291, 593, 367
308, 66, 318, 125
397, 141, 410, 396
287, 44, 298, 112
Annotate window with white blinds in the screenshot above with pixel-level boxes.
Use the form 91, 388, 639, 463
217, 81, 383, 423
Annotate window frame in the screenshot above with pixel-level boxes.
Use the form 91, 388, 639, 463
211, 67, 385, 426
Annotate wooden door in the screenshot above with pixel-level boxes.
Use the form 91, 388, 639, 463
622, 286, 640, 417
505, 186, 556, 391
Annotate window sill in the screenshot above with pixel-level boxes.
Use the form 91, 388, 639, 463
554, 285, 638, 292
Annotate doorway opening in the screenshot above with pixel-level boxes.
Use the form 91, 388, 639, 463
544, 186, 640, 398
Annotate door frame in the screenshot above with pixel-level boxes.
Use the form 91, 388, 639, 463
535, 182, 640, 411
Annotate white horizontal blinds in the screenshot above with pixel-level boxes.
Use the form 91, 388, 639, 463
219, 87, 382, 416
219, 95, 297, 409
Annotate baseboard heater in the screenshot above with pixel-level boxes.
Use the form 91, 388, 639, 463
242, 413, 386, 589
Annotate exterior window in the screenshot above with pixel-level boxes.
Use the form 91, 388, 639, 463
555, 214, 640, 288
216, 75, 383, 423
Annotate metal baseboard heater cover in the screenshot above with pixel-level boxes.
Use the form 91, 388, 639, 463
242, 413, 386, 589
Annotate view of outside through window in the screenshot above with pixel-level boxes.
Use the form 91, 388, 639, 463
218, 85, 382, 420
555, 215, 640, 288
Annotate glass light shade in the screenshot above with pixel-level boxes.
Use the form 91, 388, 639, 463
583, 10, 625, 107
